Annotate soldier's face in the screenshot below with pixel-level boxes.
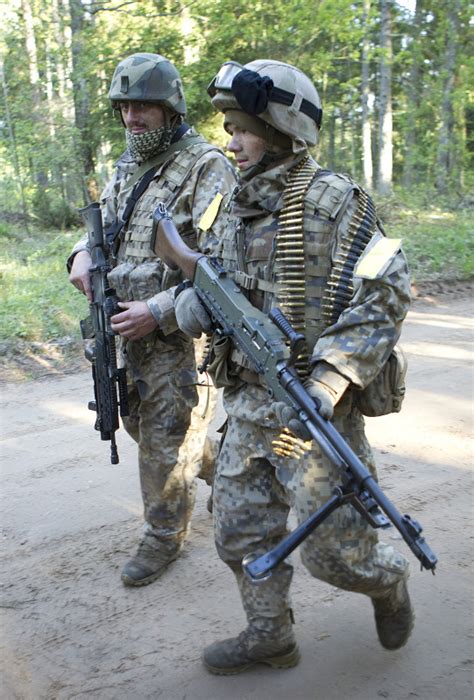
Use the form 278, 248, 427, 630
119, 101, 166, 134
226, 124, 266, 170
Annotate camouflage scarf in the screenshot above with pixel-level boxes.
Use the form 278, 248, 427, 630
125, 126, 174, 163
233, 153, 308, 213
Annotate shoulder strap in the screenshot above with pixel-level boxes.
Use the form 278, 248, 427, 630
105, 165, 158, 247
163, 141, 223, 210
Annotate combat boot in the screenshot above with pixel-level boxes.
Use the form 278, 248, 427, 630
202, 617, 300, 675
372, 577, 415, 650
121, 535, 180, 587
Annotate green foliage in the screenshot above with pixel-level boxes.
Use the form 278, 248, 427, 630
0, 225, 88, 343
392, 209, 473, 282
1, 0, 472, 220
400, 211, 474, 281
31, 190, 80, 229
375, 190, 474, 282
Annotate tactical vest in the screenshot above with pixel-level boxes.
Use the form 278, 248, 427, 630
221, 159, 376, 367
111, 140, 222, 300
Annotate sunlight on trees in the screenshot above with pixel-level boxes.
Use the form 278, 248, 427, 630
0, 0, 472, 227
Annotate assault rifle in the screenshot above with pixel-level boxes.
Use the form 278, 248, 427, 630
79, 202, 129, 465
152, 205, 438, 579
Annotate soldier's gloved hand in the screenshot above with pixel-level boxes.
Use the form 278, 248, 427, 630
272, 363, 350, 439
175, 286, 212, 338
272, 401, 311, 441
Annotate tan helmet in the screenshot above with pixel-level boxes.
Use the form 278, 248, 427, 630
108, 53, 186, 115
209, 59, 322, 151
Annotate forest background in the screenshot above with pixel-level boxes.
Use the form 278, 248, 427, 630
0, 0, 472, 375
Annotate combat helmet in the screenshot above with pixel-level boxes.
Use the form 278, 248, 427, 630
208, 59, 322, 152
108, 53, 186, 116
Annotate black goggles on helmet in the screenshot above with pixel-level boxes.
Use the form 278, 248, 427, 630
207, 61, 322, 130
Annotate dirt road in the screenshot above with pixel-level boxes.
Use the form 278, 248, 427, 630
1, 290, 473, 700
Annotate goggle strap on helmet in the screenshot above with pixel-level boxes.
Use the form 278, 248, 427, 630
228, 67, 322, 129
269, 86, 322, 129
210, 60, 322, 150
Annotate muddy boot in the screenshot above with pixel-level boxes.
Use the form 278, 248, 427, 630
121, 535, 180, 587
371, 577, 415, 650
203, 614, 300, 675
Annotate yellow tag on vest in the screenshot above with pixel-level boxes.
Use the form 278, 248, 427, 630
199, 193, 223, 231
355, 237, 401, 279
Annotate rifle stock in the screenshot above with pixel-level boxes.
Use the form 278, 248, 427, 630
153, 208, 438, 578
152, 214, 203, 281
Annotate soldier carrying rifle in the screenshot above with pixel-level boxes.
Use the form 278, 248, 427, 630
67, 53, 237, 587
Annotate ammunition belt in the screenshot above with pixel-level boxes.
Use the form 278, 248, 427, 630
321, 187, 377, 327
276, 157, 320, 378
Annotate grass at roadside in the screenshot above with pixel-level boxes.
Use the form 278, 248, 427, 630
0, 228, 88, 345
0, 196, 472, 348
375, 196, 473, 283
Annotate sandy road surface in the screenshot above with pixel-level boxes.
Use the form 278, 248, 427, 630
1, 292, 473, 700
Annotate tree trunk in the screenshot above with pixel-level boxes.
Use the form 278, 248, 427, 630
339, 108, 346, 173
435, 1, 460, 194
402, 0, 424, 188
21, 0, 49, 190
0, 55, 30, 227
361, 0, 373, 190
377, 0, 393, 196
68, 0, 95, 204
52, 0, 74, 116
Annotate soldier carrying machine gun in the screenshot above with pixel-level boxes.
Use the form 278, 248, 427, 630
152, 203, 438, 579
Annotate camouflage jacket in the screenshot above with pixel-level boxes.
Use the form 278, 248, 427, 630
70, 128, 237, 336
217, 153, 411, 423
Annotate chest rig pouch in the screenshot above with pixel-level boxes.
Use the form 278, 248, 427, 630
108, 138, 220, 303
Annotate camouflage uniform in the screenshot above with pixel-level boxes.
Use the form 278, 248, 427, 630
73, 129, 236, 544
182, 58, 415, 671
212, 156, 411, 642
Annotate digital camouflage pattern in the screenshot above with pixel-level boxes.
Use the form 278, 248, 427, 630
212, 152, 411, 632
108, 53, 187, 115
71, 129, 237, 546
214, 407, 409, 626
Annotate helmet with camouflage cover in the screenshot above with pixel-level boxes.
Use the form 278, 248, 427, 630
208, 59, 322, 152
108, 53, 186, 115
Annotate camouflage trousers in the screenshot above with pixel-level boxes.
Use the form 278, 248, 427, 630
121, 333, 217, 545
213, 408, 409, 626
